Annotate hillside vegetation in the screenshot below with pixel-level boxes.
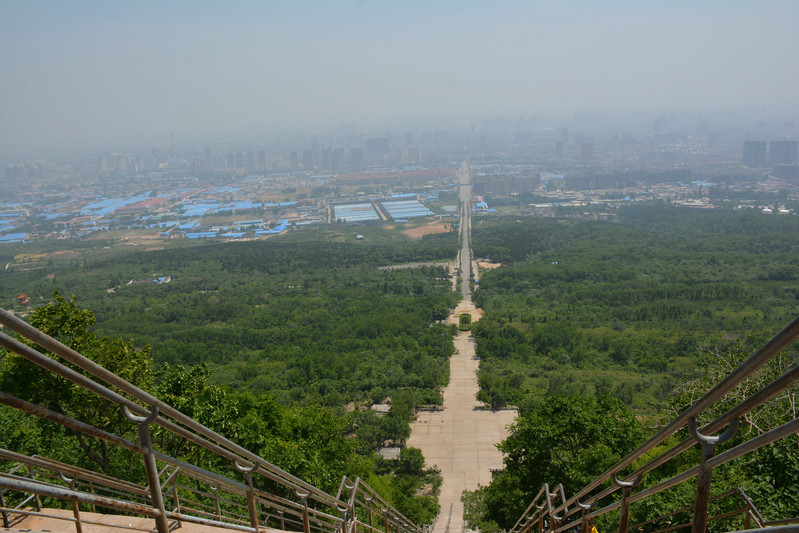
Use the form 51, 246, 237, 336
465, 205, 799, 530
2, 228, 459, 410
470, 206, 799, 411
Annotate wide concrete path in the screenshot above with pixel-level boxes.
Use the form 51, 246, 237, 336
408, 327, 516, 533
408, 161, 516, 533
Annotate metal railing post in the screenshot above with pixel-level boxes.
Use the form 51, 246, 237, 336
367, 497, 376, 533
546, 485, 559, 533
234, 461, 260, 532
27, 464, 42, 511
613, 474, 643, 533
0, 488, 9, 528
297, 490, 312, 533
689, 417, 739, 533
577, 500, 594, 533
60, 472, 83, 533
167, 468, 181, 525
121, 404, 169, 533
88, 481, 96, 512
337, 477, 355, 533
210, 484, 221, 520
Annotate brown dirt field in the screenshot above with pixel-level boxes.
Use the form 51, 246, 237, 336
477, 260, 502, 270
50, 250, 81, 259
403, 222, 450, 239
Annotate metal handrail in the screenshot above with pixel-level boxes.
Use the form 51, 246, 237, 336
508, 314, 799, 533
0, 306, 424, 533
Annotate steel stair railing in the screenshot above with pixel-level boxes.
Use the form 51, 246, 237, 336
0, 306, 425, 533
508, 314, 799, 533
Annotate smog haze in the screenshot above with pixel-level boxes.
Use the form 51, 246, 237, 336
1, 0, 797, 160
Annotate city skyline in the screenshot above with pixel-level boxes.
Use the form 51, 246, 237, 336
2, 0, 798, 161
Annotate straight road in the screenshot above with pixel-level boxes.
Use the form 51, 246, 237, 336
407, 162, 516, 533
457, 162, 473, 299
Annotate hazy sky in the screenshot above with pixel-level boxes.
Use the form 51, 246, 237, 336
1, 0, 797, 159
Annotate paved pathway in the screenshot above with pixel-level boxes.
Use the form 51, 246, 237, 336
7, 507, 257, 533
407, 162, 516, 533
407, 332, 516, 533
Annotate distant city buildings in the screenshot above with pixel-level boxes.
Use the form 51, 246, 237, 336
365, 137, 390, 156
742, 140, 797, 167
769, 140, 798, 165
580, 142, 594, 162
555, 140, 564, 159
349, 147, 364, 169
742, 141, 767, 167
302, 149, 314, 170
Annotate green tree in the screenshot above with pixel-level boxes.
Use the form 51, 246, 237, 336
0, 292, 154, 476
665, 343, 799, 521
473, 394, 645, 530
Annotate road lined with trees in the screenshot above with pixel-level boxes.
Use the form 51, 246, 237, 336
409, 162, 516, 533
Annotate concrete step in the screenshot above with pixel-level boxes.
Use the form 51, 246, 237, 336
4, 508, 269, 533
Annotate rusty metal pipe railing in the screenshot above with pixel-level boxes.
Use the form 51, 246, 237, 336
0, 475, 261, 533
0, 306, 423, 533
338, 476, 421, 533
0, 328, 327, 507
568, 361, 799, 515
510, 314, 799, 533
0, 307, 345, 511
544, 313, 799, 520
0, 449, 148, 499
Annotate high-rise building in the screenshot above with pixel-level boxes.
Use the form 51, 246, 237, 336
769, 140, 798, 165
555, 140, 564, 159
192, 158, 209, 177
365, 137, 389, 156
290, 151, 299, 170
580, 142, 594, 162
257, 150, 266, 167
235, 152, 244, 168
246, 151, 255, 167
321, 148, 332, 171
302, 149, 314, 170
349, 147, 363, 168
742, 141, 767, 167
332, 149, 345, 171
227, 152, 236, 168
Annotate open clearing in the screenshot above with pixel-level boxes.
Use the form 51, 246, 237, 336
403, 221, 452, 239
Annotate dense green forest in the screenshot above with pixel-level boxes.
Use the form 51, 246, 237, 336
1, 227, 459, 410
470, 206, 799, 411
0, 295, 442, 522
0, 226, 460, 523
4, 206, 799, 528
464, 205, 799, 530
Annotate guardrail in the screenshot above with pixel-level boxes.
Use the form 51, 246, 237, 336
0, 306, 426, 533
508, 314, 799, 533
